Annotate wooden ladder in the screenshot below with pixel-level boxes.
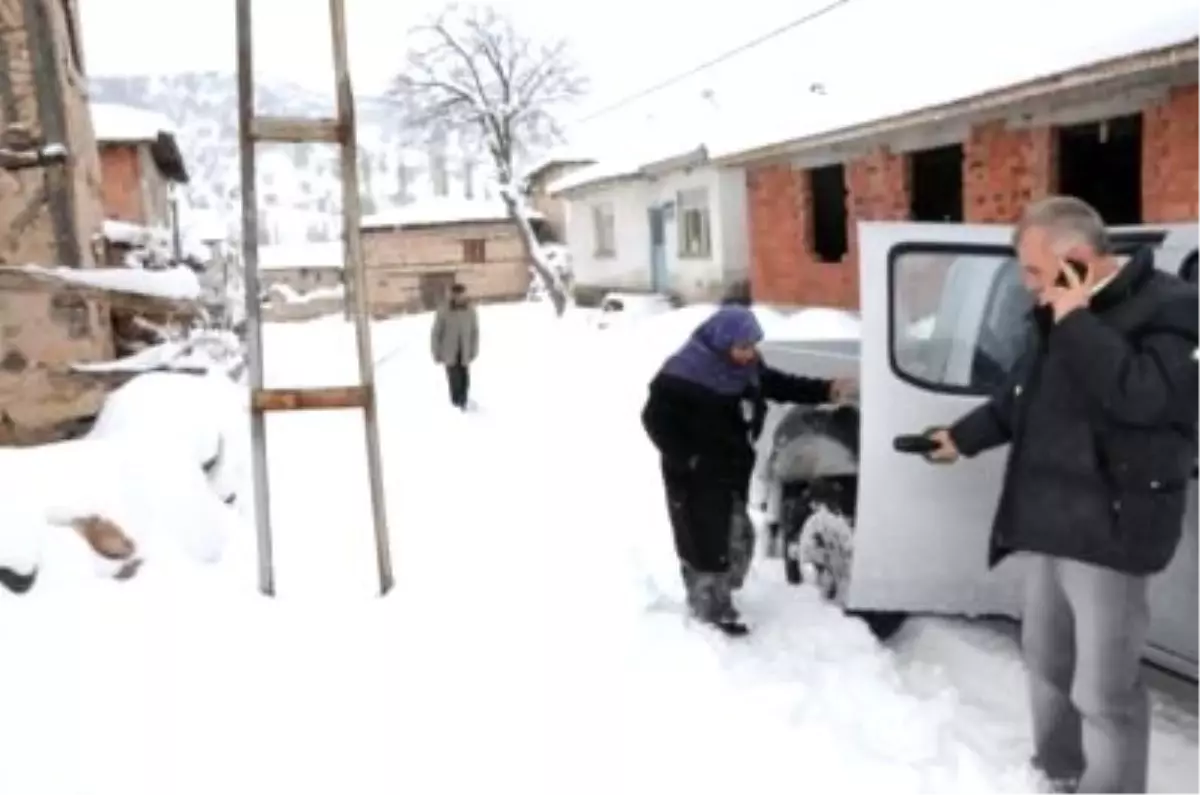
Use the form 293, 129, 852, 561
234, 0, 393, 597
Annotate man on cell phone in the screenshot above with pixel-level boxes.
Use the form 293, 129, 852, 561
923, 196, 1198, 793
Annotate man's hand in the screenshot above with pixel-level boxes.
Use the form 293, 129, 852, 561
1042, 252, 1098, 322
830, 377, 859, 404
926, 428, 960, 464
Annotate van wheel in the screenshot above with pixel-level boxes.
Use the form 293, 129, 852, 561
846, 609, 908, 641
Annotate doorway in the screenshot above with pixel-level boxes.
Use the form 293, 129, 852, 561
648, 206, 668, 291
909, 144, 964, 223
419, 272, 457, 310
1056, 114, 1143, 225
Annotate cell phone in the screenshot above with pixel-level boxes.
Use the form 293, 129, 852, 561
1054, 257, 1089, 287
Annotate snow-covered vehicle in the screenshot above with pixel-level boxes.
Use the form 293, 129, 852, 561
761, 402, 906, 640
756, 222, 1198, 679
594, 291, 675, 330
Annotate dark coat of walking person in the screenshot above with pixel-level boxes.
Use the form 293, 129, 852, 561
641, 304, 855, 635
431, 284, 479, 410
925, 196, 1199, 794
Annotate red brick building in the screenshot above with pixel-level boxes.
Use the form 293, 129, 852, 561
90, 102, 188, 229
717, 40, 1198, 309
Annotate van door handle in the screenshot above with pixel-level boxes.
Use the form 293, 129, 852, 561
894, 434, 939, 455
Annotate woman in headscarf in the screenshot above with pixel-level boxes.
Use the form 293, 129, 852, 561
641, 305, 854, 635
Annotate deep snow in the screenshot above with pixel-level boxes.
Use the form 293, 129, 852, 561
0, 303, 1194, 794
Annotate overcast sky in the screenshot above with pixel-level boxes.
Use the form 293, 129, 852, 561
78, 0, 812, 112
78, 0, 1198, 159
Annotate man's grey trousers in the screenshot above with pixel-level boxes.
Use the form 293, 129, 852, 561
1020, 553, 1152, 793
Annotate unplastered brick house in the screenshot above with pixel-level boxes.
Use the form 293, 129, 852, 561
710, 14, 1199, 309
91, 102, 188, 230
361, 198, 547, 316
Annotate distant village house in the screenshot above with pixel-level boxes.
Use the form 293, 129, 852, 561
90, 102, 189, 266
361, 198, 548, 315
525, 156, 594, 242
258, 240, 346, 322
549, 146, 752, 305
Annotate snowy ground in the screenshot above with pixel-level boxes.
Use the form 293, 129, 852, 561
0, 303, 1195, 794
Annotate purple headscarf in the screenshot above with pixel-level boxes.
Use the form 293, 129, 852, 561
660, 306, 764, 396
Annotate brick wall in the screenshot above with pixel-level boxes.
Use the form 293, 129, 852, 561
963, 123, 1055, 223
1143, 85, 1199, 222
361, 220, 531, 315
747, 148, 909, 308
747, 82, 1199, 308
99, 145, 144, 223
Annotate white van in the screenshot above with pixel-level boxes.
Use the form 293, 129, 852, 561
757, 222, 1198, 681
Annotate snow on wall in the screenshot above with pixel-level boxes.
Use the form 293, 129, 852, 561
90, 102, 176, 144
361, 197, 544, 230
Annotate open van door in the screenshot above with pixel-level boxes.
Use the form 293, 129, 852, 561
849, 222, 1198, 680
850, 222, 1026, 620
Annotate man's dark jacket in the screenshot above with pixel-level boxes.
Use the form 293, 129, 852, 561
950, 248, 1199, 575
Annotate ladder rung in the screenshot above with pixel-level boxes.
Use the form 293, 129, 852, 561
250, 116, 343, 143
251, 386, 369, 412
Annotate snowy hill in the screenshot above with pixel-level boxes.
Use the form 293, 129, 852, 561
89, 72, 492, 244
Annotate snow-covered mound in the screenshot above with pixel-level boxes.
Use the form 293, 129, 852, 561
0, 371, 250, 594
767, 306, 862, 342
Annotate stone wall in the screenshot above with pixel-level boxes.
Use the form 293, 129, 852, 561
0, 272, 113, 444
0, 0, 114, 444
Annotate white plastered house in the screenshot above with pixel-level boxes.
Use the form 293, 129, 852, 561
548, 146, 750, 304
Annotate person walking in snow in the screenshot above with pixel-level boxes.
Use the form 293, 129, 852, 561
431, 283, 479, 410
923, 196, 1198, 793
641, 304, 856, 635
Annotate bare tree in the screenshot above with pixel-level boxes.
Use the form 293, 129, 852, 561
388, 3, 587, 315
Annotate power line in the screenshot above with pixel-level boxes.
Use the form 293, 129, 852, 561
572, 0, 853, 125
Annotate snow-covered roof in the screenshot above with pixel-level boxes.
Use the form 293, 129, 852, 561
256, 241, 345, 271
546, 143, 713, 196
524, 152, 597, 186
89, 102, 189, 182
18, 264, 201, 301
550, 96, 716, 196
360, 198, 543, 231
90, 102, 176, 143
704, 0, 1199, 162
561, 0, 1197, 171
546, 159, 643, 196
101, 219, 171, 247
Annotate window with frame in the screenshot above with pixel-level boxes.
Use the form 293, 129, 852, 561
891, 248, 1032, 394
462, 238, 486, 264
677, 188, 712, 258
592, 204, 616, 258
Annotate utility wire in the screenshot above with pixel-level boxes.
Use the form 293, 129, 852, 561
572, 0, 853, 125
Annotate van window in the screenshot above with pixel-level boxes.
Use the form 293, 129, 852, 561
891, 248, 1032, 394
